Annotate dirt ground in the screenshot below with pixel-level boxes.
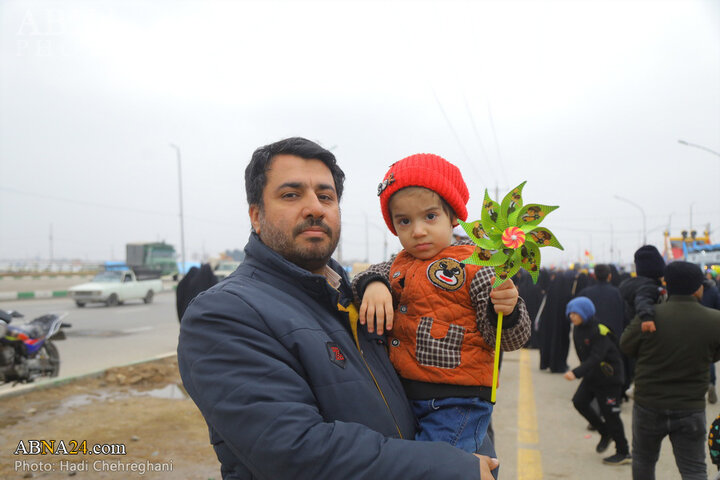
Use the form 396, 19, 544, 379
0, 356, 221, 479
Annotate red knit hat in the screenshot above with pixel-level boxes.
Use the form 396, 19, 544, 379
377, 153, 469, 235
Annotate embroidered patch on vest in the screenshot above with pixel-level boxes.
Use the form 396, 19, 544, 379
326, 342, 346, 368
426, 257, 466, 291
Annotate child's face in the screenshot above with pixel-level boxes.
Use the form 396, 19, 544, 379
389, 187, 455, 260
569, 312, 583, 326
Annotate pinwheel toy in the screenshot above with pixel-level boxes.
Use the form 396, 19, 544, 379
458, 181, 563, 402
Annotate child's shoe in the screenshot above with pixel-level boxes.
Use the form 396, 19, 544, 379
602, 452, 632, 465
595, 434, 611, 453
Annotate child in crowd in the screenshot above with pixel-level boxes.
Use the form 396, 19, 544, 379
619, 245, 667, 333
564, 296, 630, 466
352, 153, 530, 453
618, 245, 666, 397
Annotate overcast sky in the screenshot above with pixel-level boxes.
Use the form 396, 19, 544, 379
1, 0, 718, 268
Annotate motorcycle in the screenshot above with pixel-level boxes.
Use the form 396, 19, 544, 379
0, 309, 71, 385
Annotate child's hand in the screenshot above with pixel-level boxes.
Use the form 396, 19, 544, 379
359, 282, 394, 335
564, 371, 576, 381
489, 277, 519, 315
641, 320, 656, 333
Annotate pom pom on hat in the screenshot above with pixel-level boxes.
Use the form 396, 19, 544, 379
377, 153, 469, 235
634, 245, 665, 279
664, 261, 704, 296
566, 296, 596, 323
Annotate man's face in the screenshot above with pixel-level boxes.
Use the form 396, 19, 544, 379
249, 154, 341, 274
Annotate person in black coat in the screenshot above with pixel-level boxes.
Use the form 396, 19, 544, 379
618, 245, 666, 395
564, 296, 630, 465
578, 264, 625, 337
176, 263, 218, 322
515, 269, 544, 349
538, 269, 573, 373
702, 276, 720, 404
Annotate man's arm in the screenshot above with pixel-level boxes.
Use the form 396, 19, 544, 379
619, 314, 644, 358
178, 290, 485, 480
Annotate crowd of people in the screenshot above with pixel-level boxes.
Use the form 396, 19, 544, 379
175, 137, 720, 480
522, 246, 720, 478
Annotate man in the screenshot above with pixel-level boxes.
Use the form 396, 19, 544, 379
620, 261, 720, 480
579, 264, 625, 337
177, 137, 516, 479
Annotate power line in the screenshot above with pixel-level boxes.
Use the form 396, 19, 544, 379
462, 91, 496, 183
0, 185, 237, 226
486, 101, 509, 186
430, 86, 485, 184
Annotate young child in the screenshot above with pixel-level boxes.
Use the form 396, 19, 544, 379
352, 153, 530, 453
618, 245, 666, 397
564, 296, 630, 465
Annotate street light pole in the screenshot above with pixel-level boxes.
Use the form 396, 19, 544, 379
614, 195, 647, 245
678, 139, 720, 158
169, 143, 187, 276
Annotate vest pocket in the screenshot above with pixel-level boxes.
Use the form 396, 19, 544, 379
415, 317, 465, 369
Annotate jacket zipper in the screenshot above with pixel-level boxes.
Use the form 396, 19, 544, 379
337, 302, 404, 439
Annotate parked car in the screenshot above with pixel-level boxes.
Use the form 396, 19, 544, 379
68, 270, 162, 307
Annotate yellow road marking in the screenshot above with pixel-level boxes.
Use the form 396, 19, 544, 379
518, 448, 543, 480
517, 349, 543, 479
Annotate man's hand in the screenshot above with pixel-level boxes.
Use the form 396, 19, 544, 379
641, 320, 656, 333
474, 454, 499, 479
564, 371, 576, 381
489, 277, 519, 315
358, 282, 394, 335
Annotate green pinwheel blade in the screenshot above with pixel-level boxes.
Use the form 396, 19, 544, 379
517, 204, 559, 230
526, 227, 564, 250
458, 219, 500, 250
481, 190, 507, 234
492, 249, 523, 288
500, 181, 526, 226
462, 247, 511, 267
520, 241, 541, 283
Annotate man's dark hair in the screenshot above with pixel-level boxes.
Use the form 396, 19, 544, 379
245, 137, 345, 207
595, 264, 611, 283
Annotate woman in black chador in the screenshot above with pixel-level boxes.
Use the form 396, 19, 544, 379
538, 269, 574, 372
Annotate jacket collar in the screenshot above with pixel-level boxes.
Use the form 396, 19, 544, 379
242, 232, 349, 302
667, 294, 700, 303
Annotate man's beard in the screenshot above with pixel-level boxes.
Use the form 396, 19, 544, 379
258, 216, 340, 273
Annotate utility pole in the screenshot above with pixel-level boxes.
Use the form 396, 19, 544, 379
49, 223, 53, 264
169, 143, 187, 276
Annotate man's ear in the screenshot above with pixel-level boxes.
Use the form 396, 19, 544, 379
249, 204, 261, 234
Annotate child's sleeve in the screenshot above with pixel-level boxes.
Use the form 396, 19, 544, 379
634, 282, 659, 321
351, 260, 393, 305
470, 267, 531, 351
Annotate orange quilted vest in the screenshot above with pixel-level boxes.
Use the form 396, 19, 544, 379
387, 244, 495, 387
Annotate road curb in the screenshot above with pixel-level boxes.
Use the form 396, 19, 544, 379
0, 351, 178, 400
0, 288, 175, 302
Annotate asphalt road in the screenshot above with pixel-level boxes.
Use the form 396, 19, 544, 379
2, 292, 718, 478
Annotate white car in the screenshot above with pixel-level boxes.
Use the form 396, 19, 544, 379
213, 261, 240, 280
68, 270, 162, 307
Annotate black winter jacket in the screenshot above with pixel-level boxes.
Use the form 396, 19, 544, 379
618, 276, 664, 323
571, 318, 625, 386
178, 233, 483, 480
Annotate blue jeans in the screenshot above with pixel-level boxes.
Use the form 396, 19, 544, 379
411, 396, 493, 454
632, 403, 707, 480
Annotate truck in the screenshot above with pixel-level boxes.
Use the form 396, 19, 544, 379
68, 269, 163, 307
126, 242, 177, 277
